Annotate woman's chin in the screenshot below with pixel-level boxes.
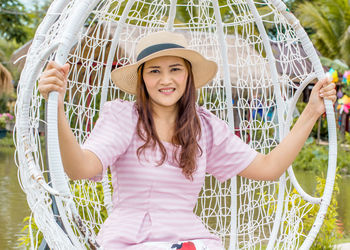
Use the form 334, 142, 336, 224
151, 99, 179, 110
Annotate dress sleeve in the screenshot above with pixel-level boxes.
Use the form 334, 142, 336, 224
81, 100, 135, 181
199, 108, 258, 183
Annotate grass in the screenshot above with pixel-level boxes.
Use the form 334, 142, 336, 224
335, 238, 350, 244
0, 132, 15, 153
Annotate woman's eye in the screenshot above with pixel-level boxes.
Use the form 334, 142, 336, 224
150, 69, 159, 74
171, 68, 181, 72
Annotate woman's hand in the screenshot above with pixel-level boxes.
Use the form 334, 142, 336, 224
305, 77, 337, 117
38, 61, 70, 106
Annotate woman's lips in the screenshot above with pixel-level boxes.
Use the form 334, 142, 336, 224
159, 88, 175, 94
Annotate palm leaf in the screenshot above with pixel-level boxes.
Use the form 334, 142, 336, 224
295, 0, 350, 67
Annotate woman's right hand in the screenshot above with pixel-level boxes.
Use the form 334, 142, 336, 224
38, 61, 70, 106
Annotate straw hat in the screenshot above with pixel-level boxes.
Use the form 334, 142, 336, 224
111, 31, 218, 95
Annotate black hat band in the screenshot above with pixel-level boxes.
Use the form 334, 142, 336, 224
137, 43, 184, 61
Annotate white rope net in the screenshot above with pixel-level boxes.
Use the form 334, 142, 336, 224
15, 0, 337, 249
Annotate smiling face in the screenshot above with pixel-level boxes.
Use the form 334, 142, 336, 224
142, 56, 188, 112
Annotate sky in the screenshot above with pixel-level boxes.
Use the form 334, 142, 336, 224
19, 0, 46, 10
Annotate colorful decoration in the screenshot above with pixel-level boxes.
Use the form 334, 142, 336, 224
337, 95, 350, 114
342, 70, 350, 85
171, 242, 196, 250
328, 68, 339, 83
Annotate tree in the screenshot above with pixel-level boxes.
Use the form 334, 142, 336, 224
295, 0, 350, 67
0, 0, 30, 43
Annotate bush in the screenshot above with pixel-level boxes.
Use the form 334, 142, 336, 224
18, 180, 107, 248
17, 216, 43, 249
293, 133, 350, 176
0, 93, 16, 114
306, 175, 341, 249
264, 173, 341, 249
293, 138, 328, 174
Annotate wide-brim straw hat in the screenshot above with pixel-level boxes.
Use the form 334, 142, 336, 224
111, 31, 218, 95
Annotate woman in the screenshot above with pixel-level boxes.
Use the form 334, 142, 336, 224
38, 31, 336, 250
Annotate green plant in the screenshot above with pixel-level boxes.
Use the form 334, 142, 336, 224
296, 0, 350, 67
342, 84, 350, 96
262, 172, 341, 249
345, 132, 350, 145
0, 92, 16, 113
17, 216, 43, 248
293, 136, 350, 176
18, 179, 108, 248
295, 101, 329, 140
0, 132, 15, 149
306, 175, 342, 249
282, 175, 341, 249
293, 139, 328, 174
0, 112, 14, 129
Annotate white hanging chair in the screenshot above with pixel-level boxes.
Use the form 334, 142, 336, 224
15, 0, 337, 249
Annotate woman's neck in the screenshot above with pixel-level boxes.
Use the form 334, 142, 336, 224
151, 103, 178, 124
151, 103, 178, 143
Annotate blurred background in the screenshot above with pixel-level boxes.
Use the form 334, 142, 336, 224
0, 0, 349, 249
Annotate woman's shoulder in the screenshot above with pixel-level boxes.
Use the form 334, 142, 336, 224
102, 99, 136, 115
100, 99, 137, 123
196, 105, 225, 126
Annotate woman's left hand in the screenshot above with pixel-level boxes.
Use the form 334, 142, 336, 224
306, 77, 337, 117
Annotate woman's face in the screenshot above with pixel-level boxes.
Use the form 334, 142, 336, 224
143, 56, 188, 111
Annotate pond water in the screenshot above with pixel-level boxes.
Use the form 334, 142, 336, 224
0, 148, 349, 249
294, 170, 350, 238
0, 149, 30, 249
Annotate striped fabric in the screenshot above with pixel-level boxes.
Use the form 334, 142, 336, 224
82, 100, 257, 249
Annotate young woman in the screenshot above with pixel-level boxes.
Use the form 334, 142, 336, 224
38, 31, 336, 250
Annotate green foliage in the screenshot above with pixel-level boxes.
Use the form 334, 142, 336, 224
0, 0, 30, 43
18, 179, 108, 247
0, 132, 15, 153
345, 132, 350, 145
0, 112, 14, 129
295, 0, 350, 67
342, 83, 350, 96
0, 0, 52, 43
0, 1, 52, 80
0, 38, 21, 81
296, 101, 307, 113
301, 175, 342, 249
293, 132, 350, 176
285, 0, 313, 13
26, 1, 51, 35
264, 172, 341, 248
295, 101, 329, 140
0, 92, 16, 113
320, 57, 350, 73
0, 38, 19, 60
17, 216, 43, 248
337, 132, 350, 175
71, 180, 108, 235
293, 139, 328, 174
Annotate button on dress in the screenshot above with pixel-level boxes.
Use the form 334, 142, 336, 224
82, 100, 258, 249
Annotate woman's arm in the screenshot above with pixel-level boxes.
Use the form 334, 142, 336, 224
39, 61, 103, 180
239, 77, 336, 181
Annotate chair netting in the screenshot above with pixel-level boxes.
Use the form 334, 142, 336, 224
15, 0, 337, 249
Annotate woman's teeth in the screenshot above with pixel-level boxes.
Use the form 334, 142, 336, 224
159, 88, 175, 93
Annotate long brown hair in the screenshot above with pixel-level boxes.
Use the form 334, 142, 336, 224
135, 59, 202, 180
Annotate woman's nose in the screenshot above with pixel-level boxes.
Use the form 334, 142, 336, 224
160, 72, 172, 84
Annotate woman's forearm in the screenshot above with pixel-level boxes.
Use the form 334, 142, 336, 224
239, 104, 320, 181
265, 105, 320, 179
240, 76, 336, 181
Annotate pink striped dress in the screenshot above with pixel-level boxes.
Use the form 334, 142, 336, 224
82, 100, 257, 250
